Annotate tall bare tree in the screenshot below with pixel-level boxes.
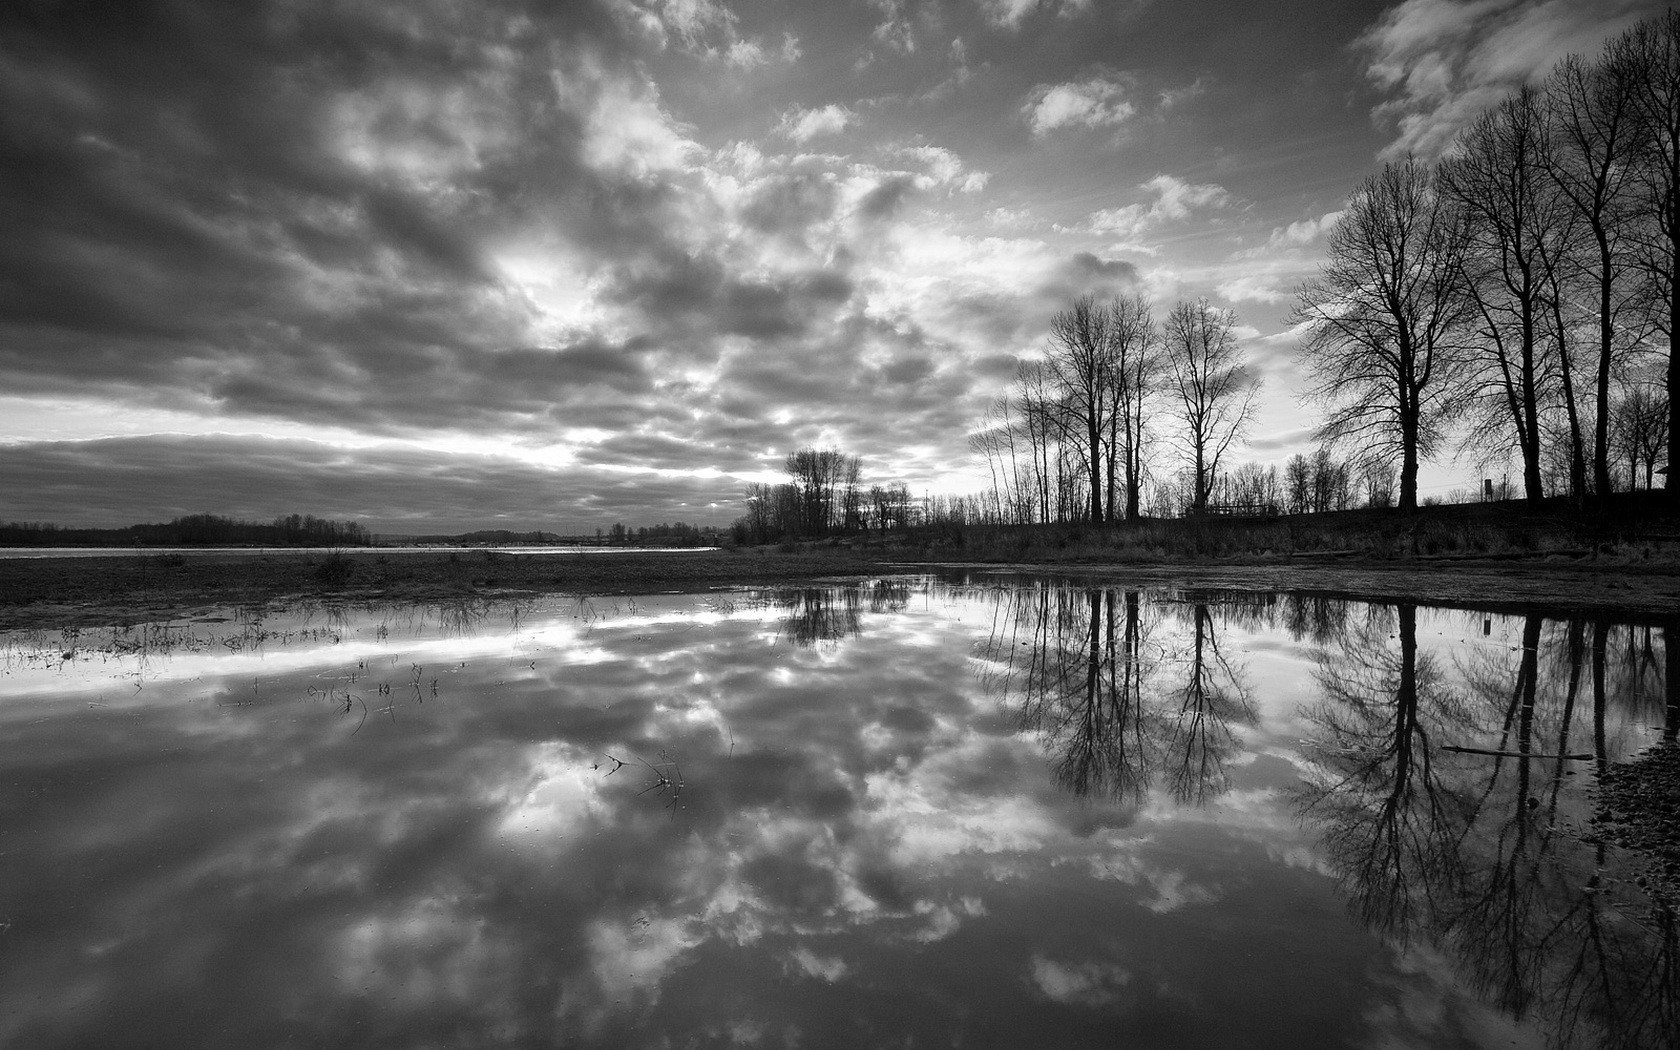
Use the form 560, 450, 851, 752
1440, 86, 1569, 502
1542, 49, 1647, 497
1295, 159, 1472, 511
1163, 298, 1257, 513
1046, 296, 1115, 524
1108, 292, 1159, 519
1617, 10, 1680, 497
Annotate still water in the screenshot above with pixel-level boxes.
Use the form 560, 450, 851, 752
0, 574, 1674, 1048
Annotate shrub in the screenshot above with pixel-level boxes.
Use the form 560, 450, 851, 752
315, 550, 355, 586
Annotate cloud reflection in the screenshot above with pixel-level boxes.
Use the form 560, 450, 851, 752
2, 580, 1671, 1047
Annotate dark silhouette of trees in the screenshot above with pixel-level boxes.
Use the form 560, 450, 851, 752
1046, 296, 1117, 525
1611, 382, 1671, 489
1617, 10, 1680, 499
1108, 292, 1160, 520
972, 298, 1162, 525
1163, 298, 1258, 513
1295, 159, 1472, 510
1439, 87, 1566, 502
736, 447, 872, 542
1542, 50, 1648, 499
0, 513, 373, 547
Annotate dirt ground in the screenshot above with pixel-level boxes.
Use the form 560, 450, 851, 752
3, 546, 1680, 630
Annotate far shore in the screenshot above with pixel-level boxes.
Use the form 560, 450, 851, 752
3, 545, 1680, 631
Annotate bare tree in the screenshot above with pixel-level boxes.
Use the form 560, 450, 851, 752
1295, 158, 1472, 510
783, 448, 861, 535
1611, 382, 1671, 489
1543, 49, 1648, 497
1163, 298, 1258, 513
1617, 10, 1680, 496
1439, 87, 1570, 502
1108, 292, 1160, 519
1046, 296, 1115, 524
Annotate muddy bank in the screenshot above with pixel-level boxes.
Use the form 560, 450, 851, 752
0, 549, 886, 630
1594, 745, 1680, 909
919, 559, 1680, 623
4, 547, 1680, 630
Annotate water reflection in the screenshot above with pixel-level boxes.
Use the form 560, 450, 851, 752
1296, 604, 1680, 1048
979, 588, 1256, 805
0, 582, 1675, 1048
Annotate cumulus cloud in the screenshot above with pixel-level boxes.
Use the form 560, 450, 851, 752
1027, 955, 1131, 1007
610, 0, 796, 67
1073, 174, 1231, 244
1356, 0, 1655, 157
980, 0, 1093, 31
777, 104, 857, 143
1022, 76, 1135, 135
1270, 210, 1345, 247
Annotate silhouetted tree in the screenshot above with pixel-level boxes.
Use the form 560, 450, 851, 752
1295, 159, 1472, 509
1163, 298, 1257, 513
1439, 87, 1568, 502
1543, 49, 1648, 498
1616, 10, 1680, 498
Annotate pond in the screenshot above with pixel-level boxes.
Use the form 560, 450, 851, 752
0, 574, 1675, 1048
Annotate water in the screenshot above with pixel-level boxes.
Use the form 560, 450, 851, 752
0, 574, 1674, 1048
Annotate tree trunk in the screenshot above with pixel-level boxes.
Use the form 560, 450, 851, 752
1087, 419, 1103, 525
1669, 271, 1680, 498
1521, 305, 1545, 501
1594, 233, 1615, 498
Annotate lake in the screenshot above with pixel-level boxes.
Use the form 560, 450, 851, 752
1, 573, 1674, 1048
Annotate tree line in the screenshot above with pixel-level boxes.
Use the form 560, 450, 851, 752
735, 449, 919, 543
973, 10, 1679, 520
0, 513, 372, 547
971, 293, 1261, 522
1297, 10, 1677, 508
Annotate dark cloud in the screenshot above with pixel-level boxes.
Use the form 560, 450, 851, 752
0, 0, 683, 438
739, 171, 841, 238
1, 0, 1598, 521
1038, 252, 1142, 302
0, 434, 740, 530
858, 174, 919, 220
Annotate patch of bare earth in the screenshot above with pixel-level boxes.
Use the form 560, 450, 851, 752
1593, 745, 1680, 908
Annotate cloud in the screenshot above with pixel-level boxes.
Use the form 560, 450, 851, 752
0, 434, 751, 530
1027, 955, 1130, 1007
1270, 210, 1345, 247
777, 104, 857, 143
1071, 174, 1231, 244
980, 0, 1093, 31
1356, 0, 1655, 157
609, 0, 795, 67
1216, 275, 1293, 305
1022, 76, 1134, 135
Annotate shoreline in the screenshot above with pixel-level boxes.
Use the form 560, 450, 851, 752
3, 547, 1680, 630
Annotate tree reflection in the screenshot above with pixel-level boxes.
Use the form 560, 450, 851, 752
1165, 603, 1256, 805
1298, 603, 1475, 938
980, 586, 1253, 806
771, 581, 911, 646
1299, 607, 1680, 1047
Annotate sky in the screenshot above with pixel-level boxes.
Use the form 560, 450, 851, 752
0, 0, 1666, 532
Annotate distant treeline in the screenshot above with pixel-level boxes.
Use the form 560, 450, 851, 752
392, 529, 566, 545
0, 513, 373, 548
600, 521, 722, 546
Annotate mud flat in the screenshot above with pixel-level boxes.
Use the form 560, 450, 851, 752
5, 546, 1680, 630
0, 549, 885, 630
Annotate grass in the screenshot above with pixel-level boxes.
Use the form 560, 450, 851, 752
872, 491, 1680, 566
